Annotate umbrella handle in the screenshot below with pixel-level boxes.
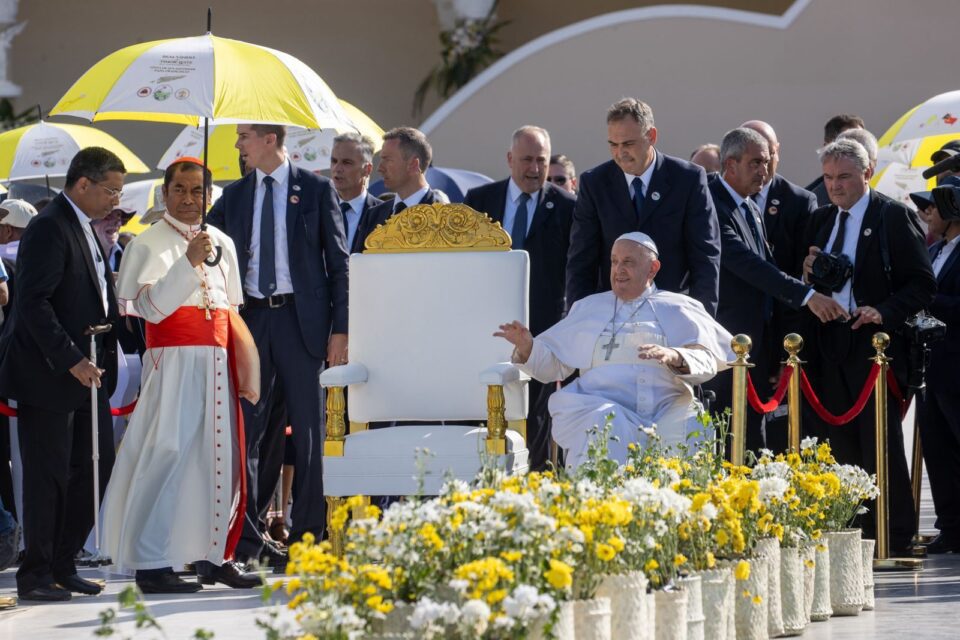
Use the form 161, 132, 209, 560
204, 245, 222, 267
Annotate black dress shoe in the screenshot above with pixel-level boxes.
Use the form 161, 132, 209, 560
18, 584, 71, 601
197, 560, 263, 589
136, 571, 203, 594
57, 574, 104, 595
924, 532, 960, 554
260, 541, 288, 567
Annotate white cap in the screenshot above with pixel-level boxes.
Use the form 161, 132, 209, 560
0, 199, 38, 229
615, 231, 659, 257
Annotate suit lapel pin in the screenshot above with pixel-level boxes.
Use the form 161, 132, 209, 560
545, 201, 554, 209
863, 228, 872, 237
292, 184, 301, 192
771, 198, 780, 205
651, 191, 661, 201
768, 206, 778, 215
290, 195, 300, 204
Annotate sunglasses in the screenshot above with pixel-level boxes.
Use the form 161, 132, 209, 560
546, 176, 568, 185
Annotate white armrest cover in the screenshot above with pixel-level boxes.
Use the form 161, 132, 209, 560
323, 425, 529, 496
346, 251, 529, 422
319, 363, 369, 387
479, 362, 530, 385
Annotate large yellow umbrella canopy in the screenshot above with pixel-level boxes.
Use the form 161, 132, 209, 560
0, 121, 148, 181
50, 33, 358, 131
156, 100, 385, 182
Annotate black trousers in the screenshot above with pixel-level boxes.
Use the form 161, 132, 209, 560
237, 304, 325, 557
16, 391, 114, 593
918, 389, 960, 534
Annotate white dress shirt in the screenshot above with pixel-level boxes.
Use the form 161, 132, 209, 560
823, 189, 871, 311
754, 179, 773, 213
339, 189, 369, 251
245, 160, 294, 298
933, 234, 960, 278
622, 150, 658, 201
501, 179, 540, 240
64, 194, 109, 314
394, 185, 430, 213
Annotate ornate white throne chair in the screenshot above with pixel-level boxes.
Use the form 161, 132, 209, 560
319, 203, 530, 531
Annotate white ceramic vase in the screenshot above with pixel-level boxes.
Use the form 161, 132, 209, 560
373, 601, 413, 636
811, 541, 833, 621
571, 597, 612, 640
730, 557, 769, 640
801, 544, 816, 623
779, 546, 807, 636
596, 571, 650, 640
678, 574, 704, 640
861, 538, 876, 611
826, 529, 864, 616
755, 537, 785, 637
529, 600, 576, 640
654, 587, 689, 640
693, 568, 733, 640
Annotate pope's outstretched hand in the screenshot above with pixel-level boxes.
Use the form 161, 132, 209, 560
494, 321, 534, 363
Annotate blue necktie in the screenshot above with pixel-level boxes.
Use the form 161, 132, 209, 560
741, 200, 766, 255
511, 192, 531, 250
258, 176, 276, 297
632, 177, 644, 222
340, 200, 353, 250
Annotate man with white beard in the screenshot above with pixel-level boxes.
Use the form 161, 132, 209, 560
496, 232, 733, 468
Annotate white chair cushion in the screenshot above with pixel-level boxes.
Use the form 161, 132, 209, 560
346, 251, 529, 423
323, 426, 529, 496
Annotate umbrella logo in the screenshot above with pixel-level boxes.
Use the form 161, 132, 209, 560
137, 87, 151, 98
944, 113, 958, 125
175, 89, 190, 100
154, 85, 172, 101
291, 151, 302, 162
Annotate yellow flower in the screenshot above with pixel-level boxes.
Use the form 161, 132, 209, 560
715, 529, 730, 547
804, 559, 815, 569
288, 592, 308, 609
487, 589, 508, 605
545, 559, 573, 590
285, 577, 302, 595
674, 554, 687, 567
596, 543, 616, 562
644, 559, 660, 573
706, 552, 716, 568
734, 560, 751, 581
607, 536, 625, 552
500, 551, 523, 563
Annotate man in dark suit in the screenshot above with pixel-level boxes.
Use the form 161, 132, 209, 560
911, 179, 960, 553
802, 139, 935, 553
463, 126, 575, 470
0, 147, 124, 601
359, 127, 444, 236
207, 124, 349, 566
805, 114, 865, 206
330, 132, 382, 254
706, 128, 846, 453
565, 98, 720, 315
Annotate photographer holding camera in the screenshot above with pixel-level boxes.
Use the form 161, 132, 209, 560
911, 176, 960, 553
802, 139, 936, 554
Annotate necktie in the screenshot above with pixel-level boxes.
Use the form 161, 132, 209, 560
511, 192, 531, 250
394, 200, 407, 215
740, 200, 765, 254
340, 201, 353, 250
259, 176, 276, 297
632, 176, 644, 222
830, 210, 850, 255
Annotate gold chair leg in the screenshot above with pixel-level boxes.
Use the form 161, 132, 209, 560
325, 496, 346, 557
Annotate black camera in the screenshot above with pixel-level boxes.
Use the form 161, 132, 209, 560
902, 312, 947, 392
809, 252, 853, 292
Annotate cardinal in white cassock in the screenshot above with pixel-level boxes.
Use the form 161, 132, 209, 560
496, 232, 733, 468
101, 158, 261, 593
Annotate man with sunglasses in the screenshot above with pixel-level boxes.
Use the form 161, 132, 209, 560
464, 126, 575, 470
548, 154, 577, 195
0, 147, 125, 601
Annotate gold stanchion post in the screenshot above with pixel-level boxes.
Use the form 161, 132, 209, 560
783, 333, 804, 453
728, 334, 753, 466
871, 332, 922, 571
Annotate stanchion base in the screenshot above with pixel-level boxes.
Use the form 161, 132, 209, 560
874, 557, 924, 571
0, 595, 16, 609
914, 534, 936, 545
909, 544, 928, 558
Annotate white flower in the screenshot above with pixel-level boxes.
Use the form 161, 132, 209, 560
700, 502, 718, 521
758, 477, 790, 503
801, 436, 818, 450
460, 599, 491, 636
410, 597, 460, 634
504, 584, 557, 622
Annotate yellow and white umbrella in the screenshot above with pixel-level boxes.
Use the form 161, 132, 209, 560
0, 121, 148, 181
157, 100, 384, 181
878, 90, 960, 146
50, 33, 357, 131
119, 178, 223, 234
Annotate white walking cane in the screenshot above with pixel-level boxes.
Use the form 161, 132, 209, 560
84, 323, 112, 566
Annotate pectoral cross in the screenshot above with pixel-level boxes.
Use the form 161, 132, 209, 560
602, 336, 620, 361
198, 280, 214, 320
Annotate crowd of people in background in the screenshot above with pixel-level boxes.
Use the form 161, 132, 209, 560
0, 95, 957, 603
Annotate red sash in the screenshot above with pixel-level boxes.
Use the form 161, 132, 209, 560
144, 306, 248, 561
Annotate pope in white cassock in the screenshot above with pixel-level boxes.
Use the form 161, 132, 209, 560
496, 232, 733, 468
101, 158, 261, 593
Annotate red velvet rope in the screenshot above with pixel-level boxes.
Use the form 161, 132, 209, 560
747, 365, 794, 413
886, 369, 909, 420
800, 364, 881, 426
0, 398, 137, 418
